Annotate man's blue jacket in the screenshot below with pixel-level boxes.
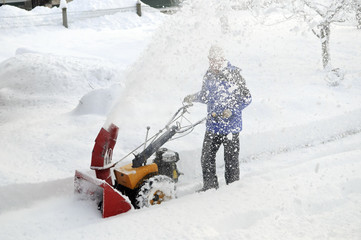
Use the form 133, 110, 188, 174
194, 62, 252, 134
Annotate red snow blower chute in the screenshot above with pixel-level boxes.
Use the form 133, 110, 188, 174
74, 105, 204, 218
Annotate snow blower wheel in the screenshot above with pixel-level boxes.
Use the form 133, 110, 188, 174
136, 175, 175, 208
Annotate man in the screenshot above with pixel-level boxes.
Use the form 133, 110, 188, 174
184, 45, 252, 191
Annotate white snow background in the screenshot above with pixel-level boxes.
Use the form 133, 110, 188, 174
0, 0, 361, 239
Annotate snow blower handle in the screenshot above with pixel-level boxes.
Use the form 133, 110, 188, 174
164, 104, 192, 128
132, 125, 178, 168
131, 104, 196, 168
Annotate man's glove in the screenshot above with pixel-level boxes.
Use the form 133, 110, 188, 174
222, 109, 232, 119
183, 94, 197, 104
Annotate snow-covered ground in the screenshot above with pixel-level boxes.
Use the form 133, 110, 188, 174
0, 0, 360, 239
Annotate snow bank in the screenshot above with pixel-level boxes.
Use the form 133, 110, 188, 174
0, 49, 117, 106
241, 108, 361, 158
72, 86, 120, 115
0, 5, 32, 16
0, 177, 73, 213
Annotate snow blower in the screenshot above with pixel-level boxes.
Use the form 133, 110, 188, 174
74, 105, 204, 218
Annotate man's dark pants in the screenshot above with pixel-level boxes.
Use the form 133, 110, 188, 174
201, 131, 240, 190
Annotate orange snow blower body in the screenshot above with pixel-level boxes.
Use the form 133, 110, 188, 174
74, 122, 181, 218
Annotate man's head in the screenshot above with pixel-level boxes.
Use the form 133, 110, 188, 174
208, 45, 225, 72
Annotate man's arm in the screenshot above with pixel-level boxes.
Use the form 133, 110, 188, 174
233, 68, 252, 109
184, 75, 209, 104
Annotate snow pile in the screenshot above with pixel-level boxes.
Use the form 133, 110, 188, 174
72, 86, 120, 115
0, 49, 117, 106
0, 4, 32, 16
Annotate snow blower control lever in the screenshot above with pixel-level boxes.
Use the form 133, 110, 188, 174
75, 104, 205, 218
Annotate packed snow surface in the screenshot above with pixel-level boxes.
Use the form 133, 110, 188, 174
0, 0, 360, 239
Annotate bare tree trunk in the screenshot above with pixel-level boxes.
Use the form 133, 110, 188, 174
357, 6, 361, 29
317, 22, 344, 86
318, 23, 331, 69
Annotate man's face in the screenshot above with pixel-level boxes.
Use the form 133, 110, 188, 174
209, 56, 224, 72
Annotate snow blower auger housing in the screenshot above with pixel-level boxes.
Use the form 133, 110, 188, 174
75, 105, 205, 218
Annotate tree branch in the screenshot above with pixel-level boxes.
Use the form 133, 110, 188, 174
326, 0, 347, 21
312, 28, 321, 38
303, 0, 325, 17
